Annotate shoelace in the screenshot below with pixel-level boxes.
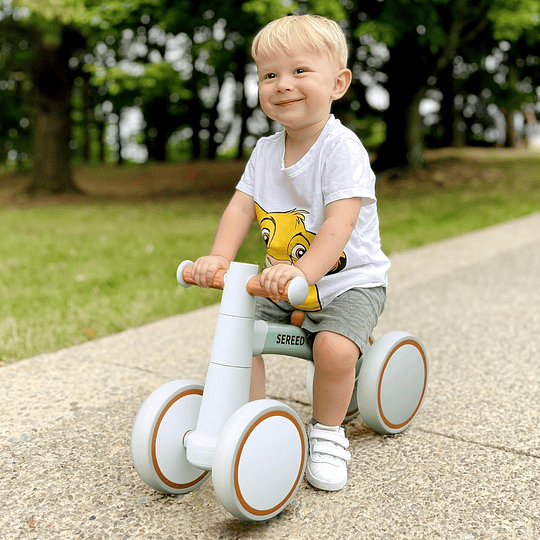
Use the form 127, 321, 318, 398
310, 427, 351, 462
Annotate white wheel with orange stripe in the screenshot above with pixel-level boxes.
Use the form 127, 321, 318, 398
357, 331, 428, 434
131, 380, 210, 494
212, 400, 307, 521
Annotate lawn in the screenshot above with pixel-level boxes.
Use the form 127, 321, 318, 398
1, 148, 539, 364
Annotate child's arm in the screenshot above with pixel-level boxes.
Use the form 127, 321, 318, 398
259, 197, 362, 301
191, 190, 256, 288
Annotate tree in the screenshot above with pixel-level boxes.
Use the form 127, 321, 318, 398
154, 0, 294, 159
30, 25, 86, 192
10, 0, 166, 191
0, 2, 35, 170
4, 0, 539, 192
432, 6, 540, 149
354, 0, 540, 169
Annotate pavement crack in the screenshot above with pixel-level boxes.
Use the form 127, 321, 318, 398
417, 427, 540, 459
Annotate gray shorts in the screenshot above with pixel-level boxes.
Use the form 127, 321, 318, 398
255, 286, 386, 355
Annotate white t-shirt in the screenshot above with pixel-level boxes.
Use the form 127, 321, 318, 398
236, 115, 390, 311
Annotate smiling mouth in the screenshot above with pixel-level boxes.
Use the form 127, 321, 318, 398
275, 98, 303, 107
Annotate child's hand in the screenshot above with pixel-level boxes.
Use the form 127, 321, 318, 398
260, 264, 307, 302
191, 255, 230, 288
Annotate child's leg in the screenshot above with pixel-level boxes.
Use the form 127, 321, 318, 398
311, 331, 359, 426
307, 331, 358, 491
249, 355, 266, 401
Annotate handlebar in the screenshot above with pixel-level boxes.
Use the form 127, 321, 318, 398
177, 261, 309, 306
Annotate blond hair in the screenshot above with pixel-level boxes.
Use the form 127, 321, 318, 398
251, 14, 348, 70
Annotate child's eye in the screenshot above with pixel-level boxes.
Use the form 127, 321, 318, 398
295, 68, 306, 74
264, 73, 277, 80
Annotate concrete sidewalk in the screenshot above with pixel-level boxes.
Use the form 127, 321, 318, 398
1, 213, 539, 540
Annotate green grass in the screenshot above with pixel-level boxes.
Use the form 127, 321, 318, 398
0, 196, 265, 364
1, 150, 540, 364
378, 152, 540, 252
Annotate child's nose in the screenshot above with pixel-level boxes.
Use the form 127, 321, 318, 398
276, 75, 293, 92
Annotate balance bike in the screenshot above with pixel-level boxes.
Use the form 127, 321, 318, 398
131, 261, 428, 522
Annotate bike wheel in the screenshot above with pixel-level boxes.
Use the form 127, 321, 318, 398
212, 400, 307, 521
357, 331, 428, 434
131, 380, 210, 494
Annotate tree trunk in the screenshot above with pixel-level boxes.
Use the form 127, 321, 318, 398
373, 35, 428, 171
145, 97, 170, 161
236, 80, 250, 160
405, 89, 425, 168
502, 107, 517, 148
234, 47, 249, 160
186, 90, 202, 160
82, 74, 94, 163
96, 119, 106, 163
374, 82, 426, 170
28, 30, 82, 194
207, 75, 225, 161
438, 62, 455, 147
116, 119, 125, 165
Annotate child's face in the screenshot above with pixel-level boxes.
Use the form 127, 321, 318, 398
256, 44, 343, 134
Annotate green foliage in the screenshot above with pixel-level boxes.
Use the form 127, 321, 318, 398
0, 10, 33, 168
2, 0, 540, 173
14, 0, 86, 26
488, 0, 540, 40
303, 0, 346, 21
355, 0, 447, 48
87, 61, 191, 100
12, 0, 161, 27
242, 0, 295, 24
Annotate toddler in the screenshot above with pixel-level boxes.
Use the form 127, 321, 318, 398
192, 14, 390, 491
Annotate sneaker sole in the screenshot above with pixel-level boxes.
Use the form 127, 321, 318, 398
306, 465, 347, 491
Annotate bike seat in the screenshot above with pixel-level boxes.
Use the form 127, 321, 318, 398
290, 311, 305, 327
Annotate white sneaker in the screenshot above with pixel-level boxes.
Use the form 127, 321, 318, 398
306, 423, 351, 491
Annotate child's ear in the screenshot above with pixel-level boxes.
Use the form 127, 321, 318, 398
332, 68, 352, 100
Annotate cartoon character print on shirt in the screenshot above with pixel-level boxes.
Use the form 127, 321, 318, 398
255, 203, 346, 311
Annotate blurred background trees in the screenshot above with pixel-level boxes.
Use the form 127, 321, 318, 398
1, 0, 539, 193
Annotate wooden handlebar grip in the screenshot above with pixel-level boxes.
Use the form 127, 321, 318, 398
246, 277, 302, 303
248, 275, 309, 306
181, 264, 226, 290
182, 264, 285, 299
180, 263, 308, 305
246, 276, 278, 299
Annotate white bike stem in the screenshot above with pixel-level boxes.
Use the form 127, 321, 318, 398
185, 262, 259, 470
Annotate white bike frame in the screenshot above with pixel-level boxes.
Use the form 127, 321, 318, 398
253, 319, 312, 360
131, 259, 428, 522
177, 260, 310, 470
